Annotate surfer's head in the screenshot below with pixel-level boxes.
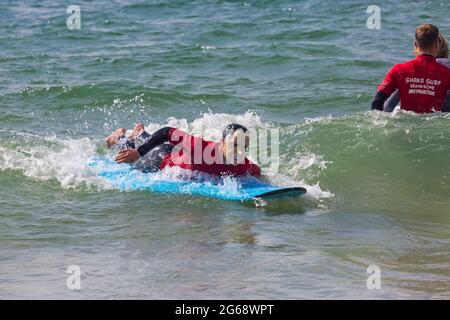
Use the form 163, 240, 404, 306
437, 34, 449, 58
414, 24, 440, 57
221, 123, 249, 165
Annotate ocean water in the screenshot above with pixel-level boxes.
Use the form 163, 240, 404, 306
0, 0, 449, 299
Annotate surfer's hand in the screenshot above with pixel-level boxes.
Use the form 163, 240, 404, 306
115, 149, 140, 163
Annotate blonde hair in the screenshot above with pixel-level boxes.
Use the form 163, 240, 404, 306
437, 34, 449, 58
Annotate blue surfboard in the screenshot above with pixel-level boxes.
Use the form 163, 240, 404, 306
88, 157, 306, 201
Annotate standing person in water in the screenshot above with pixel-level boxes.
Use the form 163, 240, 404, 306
371, 24, 450, 113
105, 123, 261, 177
383, 33, 450, 112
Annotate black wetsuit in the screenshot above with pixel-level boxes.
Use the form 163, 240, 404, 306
118, 128, 174, 172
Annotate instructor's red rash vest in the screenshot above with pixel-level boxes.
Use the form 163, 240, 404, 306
378, 55, 450, 113
160, 128, 261, 177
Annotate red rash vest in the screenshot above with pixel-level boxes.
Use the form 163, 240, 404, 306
160, 128, 261, 177
378, 55, 450, 113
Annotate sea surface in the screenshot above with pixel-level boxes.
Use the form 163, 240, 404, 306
0, 0, 449, 299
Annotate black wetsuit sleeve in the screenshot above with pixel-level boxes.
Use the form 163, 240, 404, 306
383, 90, 400, 112
442, 91, 450, 112
137, 127, 173, 156
371, 91, 389, 111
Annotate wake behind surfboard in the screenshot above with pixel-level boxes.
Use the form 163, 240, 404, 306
88, 157, 306, 202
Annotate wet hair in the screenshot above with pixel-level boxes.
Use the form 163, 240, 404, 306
222, 123, 248, 140
415, 24, 440, 50
437, 34, 449, 58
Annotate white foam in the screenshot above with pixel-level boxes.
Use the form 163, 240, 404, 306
293, 153, 331, 171
264, 170, 334, 204
0, 137, 110, 189
145, 109, 267, 141
0, 111, 333, 203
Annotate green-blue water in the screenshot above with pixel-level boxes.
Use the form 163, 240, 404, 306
1, 0, 449, 299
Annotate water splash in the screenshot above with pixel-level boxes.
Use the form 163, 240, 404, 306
0, 111, 333, 204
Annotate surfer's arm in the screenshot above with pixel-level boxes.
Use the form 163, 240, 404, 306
116, 127, 174, 163
136, 127, 174, 156
442, 91, 450, 112
372, 66, 398, 111
383, 90, 400, 112
125, 127, 198, 162
166, 129, 203, 155
371, 91, 389, 111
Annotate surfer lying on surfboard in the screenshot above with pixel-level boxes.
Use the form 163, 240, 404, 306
105, 123, 261, 177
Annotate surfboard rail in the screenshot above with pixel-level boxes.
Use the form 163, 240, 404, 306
88, 157, 307, 202
252, 187, 307, 200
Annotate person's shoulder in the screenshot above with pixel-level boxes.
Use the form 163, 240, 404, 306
436, 58, 450, 70
205, 139, 216, 147
387, 59, 412, 73
396, 57, 417, 68
434, 59, 450, 81
169, 128, 185, 138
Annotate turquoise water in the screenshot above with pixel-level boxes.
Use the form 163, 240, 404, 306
0, 0, 449, 299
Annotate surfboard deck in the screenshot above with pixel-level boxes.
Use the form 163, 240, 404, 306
88, 157, 306, 202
